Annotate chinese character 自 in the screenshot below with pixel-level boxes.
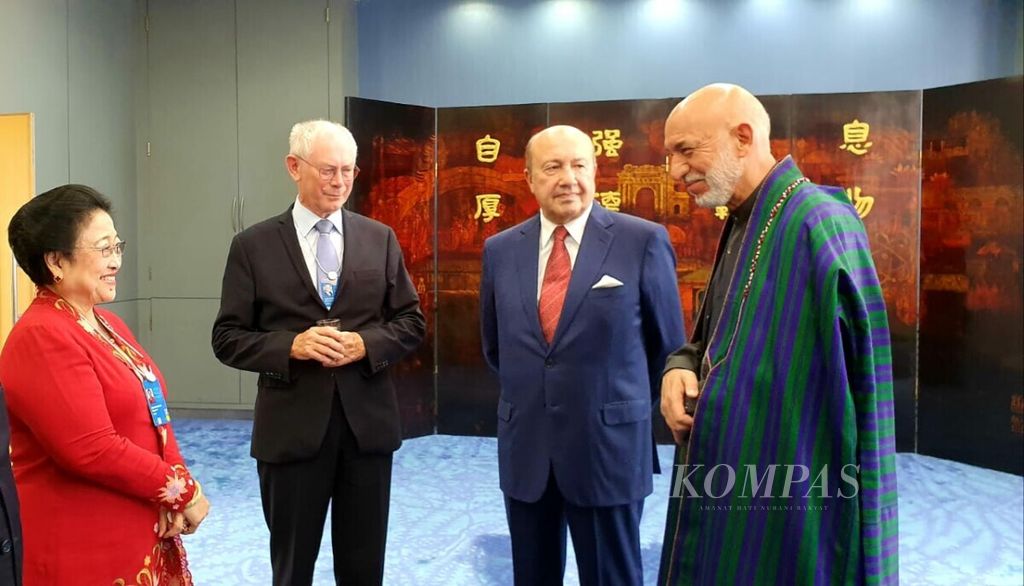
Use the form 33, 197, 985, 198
476, 134, 501, 163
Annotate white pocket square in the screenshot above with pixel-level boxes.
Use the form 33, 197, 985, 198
591, 275, 624, 289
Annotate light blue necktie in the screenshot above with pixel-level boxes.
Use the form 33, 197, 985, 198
315, 219, 340, 308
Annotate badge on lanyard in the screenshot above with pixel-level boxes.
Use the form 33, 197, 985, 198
142, 373, 171, 427
320, 280, 337, 308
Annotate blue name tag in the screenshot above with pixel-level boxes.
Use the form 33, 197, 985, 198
143, 378, 171, 427
319, 280, 337, 308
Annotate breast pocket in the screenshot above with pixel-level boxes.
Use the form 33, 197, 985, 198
588, 286, 625, 299
354, 269, 383, 280
347, 268, 385, 302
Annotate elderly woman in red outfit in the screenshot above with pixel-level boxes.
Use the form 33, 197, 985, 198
0, 184, 210, 585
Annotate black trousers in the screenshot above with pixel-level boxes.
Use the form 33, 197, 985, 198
257, 394, 393, 586
505, 471, 644, 586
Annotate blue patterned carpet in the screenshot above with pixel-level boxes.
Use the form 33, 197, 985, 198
174, 419, 1023, 585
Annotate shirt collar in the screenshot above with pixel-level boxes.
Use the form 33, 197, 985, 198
293, 196, 344, 236
731, 185, 759, 223
732, 165, 776, 223
540, 201, 593, 246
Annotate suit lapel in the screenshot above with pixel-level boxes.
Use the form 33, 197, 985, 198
276, 206, 325, 308
515, 216, 547, 349
330, 209, 356, 317
549, 205, 615, 352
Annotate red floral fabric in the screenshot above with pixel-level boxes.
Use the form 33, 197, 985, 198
0, 293, 197, 584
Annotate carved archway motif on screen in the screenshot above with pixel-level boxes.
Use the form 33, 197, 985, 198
617, 164, 690, 220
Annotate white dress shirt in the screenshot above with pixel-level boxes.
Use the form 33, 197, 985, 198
292, 197, 344, 286
537, 202, 593, 301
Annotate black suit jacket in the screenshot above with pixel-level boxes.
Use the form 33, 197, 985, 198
212, 207, 426, 463
0, 384, 22, 585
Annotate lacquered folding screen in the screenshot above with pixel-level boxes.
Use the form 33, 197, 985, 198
435, 104, 548, 436
344, 77, 1023, 474
919, 78, 1023, 474
346, 97, 436, 438
789, 91, 922, 452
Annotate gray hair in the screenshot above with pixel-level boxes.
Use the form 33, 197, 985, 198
288, 119, 357, 159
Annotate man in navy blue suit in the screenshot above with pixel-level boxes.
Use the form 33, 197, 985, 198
480, 125, 686, 585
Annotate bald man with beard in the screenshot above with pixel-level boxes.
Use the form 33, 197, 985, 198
657, 84, 899, 585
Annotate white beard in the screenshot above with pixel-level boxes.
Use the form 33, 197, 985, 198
690, 148, 743, 209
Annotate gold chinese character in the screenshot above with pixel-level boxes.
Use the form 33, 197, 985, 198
845, 186, 874, 218
474, 193, 502, 223
591, 131, 604, 156
476, 134, 501, 163
714, 206, 729, 220
591, 129, 623, 158
839, 119, 873, 155
1012, 415, 1024, 435
597, 191, 621, 211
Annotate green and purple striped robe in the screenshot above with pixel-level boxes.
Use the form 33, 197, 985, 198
659, 157, 899, 585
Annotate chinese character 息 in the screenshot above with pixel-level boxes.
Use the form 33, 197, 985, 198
839, 119, 873, 156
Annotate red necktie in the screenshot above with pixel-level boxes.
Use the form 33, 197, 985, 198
539, 226, 571, 344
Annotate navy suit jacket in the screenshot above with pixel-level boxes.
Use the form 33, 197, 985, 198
480, 204, 685, 507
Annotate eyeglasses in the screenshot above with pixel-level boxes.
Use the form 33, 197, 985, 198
78, 240, 127, 258
293, 154, 360, 182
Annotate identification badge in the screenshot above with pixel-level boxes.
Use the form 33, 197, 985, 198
319, 280, 337, 308
143, 378, 171, 427
140, 364, 157, 382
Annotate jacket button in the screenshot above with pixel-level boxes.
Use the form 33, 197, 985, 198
545, 359, 553, 368
0, 539, 11, 554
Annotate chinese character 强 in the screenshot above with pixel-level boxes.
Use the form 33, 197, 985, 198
591, 129, 623, 158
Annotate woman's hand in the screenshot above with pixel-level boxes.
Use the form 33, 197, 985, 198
157, 507, 185, 538
182, 494, 210, 535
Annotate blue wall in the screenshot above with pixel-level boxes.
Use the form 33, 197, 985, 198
357, 0, 1024, 107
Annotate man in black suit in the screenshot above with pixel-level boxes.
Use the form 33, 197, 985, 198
212, 119, 425, 586
0, 384, 22, 585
